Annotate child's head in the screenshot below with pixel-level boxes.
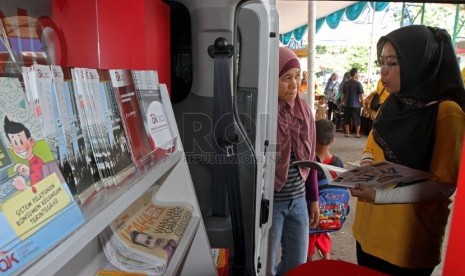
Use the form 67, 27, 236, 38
318, 95, 326, 104
316, 119, 335, 146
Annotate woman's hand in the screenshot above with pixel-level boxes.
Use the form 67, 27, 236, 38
308, 201, 320, 229
349, 184, 376, 203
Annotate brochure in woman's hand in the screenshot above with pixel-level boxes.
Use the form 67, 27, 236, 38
292, 160, 433, 190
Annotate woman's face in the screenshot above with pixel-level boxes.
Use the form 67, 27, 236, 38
379, 42, 400, 94
279, 68, 301, 102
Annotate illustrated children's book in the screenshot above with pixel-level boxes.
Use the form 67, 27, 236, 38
24, 64, 81, 200
100, 187, 193, 275
293, 160, 433, 190
0, 77, 84, 275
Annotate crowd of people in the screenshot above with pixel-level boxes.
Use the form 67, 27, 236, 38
267, 25, 465, 276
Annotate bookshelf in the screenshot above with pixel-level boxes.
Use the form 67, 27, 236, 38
1, 0, 217, 275
13, 85, 216, 275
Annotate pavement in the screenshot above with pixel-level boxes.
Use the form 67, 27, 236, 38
318, 131, 448, 276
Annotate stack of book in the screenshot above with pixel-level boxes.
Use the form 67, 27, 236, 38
20, 65, 176, 205
99, 188, 193, 275
0, 77, 84, 275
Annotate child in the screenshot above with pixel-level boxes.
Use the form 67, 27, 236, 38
315, 95, 328, 121
308, 119, 344, 261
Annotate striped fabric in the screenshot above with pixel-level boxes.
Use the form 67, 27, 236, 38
274, 150, 305, 201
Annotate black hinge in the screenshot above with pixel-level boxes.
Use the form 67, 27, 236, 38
260, 198, 270, 227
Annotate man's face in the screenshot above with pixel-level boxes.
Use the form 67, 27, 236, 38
8, 131, 34, 160
134, 232, 168, 249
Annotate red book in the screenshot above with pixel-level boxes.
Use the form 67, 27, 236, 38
109, 69, 153, 169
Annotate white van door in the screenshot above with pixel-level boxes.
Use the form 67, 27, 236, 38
168, 0, 278, 274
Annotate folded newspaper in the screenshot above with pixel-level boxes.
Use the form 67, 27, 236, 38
292, 160, 432, 190
99, 188, 193, 275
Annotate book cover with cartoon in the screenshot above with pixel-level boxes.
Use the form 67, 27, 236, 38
0, 77, 84, 275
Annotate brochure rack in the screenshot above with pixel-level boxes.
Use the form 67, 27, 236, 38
1, 1, 217, 275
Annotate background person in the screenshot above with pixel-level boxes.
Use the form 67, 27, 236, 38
307, 119, 344, 262
324, 73, 340, 121
334, 72, 350, 132
266, 47, 319, 276
340, 68, 364, 138
315, 95, 328, 121
298, 70, 308, 94
351, 25, 465, 275
361, 79, 389, 134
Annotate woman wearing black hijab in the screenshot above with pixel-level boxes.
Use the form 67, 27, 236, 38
350, 25, 465, 275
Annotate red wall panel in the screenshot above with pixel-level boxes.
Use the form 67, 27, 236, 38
51, 0, 99, 67
51, 0, 170, 89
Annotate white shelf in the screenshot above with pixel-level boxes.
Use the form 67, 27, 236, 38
17, 151, 183, 276
158, 215, 200, 275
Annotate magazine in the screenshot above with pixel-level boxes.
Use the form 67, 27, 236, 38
51, 65, 102, 204
100, 188, 193, 275
0, 77, 84, 275
24, 64, 82, 200
92, 68, 136, 186
51, 66, 101, 203
292, 160, 433, 190
131, 70, 175, 155
109, 69, 153, 169
72, 67, 111, 190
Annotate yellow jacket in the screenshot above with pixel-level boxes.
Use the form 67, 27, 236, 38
353, 101, 465, 269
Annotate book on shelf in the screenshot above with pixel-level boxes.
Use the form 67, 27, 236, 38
109, 69, 153, 169
99, 187, 193, 275
292, 160, 433, 190
23, 64, 86, 202
0, 77, 84, 275
90, 68, 136, 186
51, 66, 101, 204
82, 67, 118, 187
131, 70, 175, 158
72, 67, 112, 189
23, 64, 93, 201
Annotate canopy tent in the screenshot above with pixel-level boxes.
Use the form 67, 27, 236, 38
278, 1, 390, 48
276, 1, 390, 107
278, 1, 357, 33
